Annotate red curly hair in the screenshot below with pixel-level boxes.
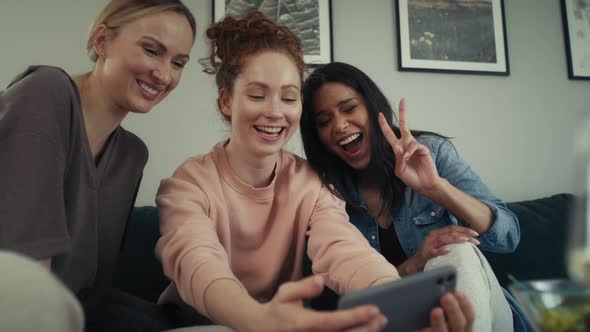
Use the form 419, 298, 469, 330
202, 10, 305, 122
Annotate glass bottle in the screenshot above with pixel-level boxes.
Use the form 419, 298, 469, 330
568, 117, 590, 287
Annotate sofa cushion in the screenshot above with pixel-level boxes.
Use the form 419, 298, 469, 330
484, 193, 574, 288
112, 206, 169, 302
114, 194, 575, 302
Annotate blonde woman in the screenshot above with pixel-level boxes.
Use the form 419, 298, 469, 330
0, 1, 195, 330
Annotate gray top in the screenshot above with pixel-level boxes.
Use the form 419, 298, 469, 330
0, 66, 148, 311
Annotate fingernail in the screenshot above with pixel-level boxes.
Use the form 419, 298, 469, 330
472, 239, 481, 245
459, 236, 468, 241
470, 230, 479, 236
381, 316, 389, 326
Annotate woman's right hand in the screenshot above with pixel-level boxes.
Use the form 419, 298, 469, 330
421, 291, 475, 332
249, 275, 388, 332
408, 225, 479, 273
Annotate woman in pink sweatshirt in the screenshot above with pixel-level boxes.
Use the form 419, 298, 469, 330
155, 10, 474, 332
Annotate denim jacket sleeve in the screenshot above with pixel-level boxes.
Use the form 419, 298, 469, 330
424, 136, 520, 253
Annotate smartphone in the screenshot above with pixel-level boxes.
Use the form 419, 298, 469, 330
338, 265, 457, 332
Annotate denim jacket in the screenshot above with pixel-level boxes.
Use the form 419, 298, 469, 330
342, 135, 531, 331
343, 135, 520, 257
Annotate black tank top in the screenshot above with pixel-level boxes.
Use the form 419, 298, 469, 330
378, 224, 408, 266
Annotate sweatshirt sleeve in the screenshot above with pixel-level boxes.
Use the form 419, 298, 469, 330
307, 186, 399, 294
0, 67, 72, 258
155, 163, 243, 317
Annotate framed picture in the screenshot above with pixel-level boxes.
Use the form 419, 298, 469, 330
561, 0, 590, 80
395, 0, 509, 75
213, 0, 333, 65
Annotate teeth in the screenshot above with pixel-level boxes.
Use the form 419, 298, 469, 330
339, 133, 360, 145
255, 126, 282, 133
139, 81, 159, 96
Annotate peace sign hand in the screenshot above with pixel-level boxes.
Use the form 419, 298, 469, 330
378, 98, 442, 194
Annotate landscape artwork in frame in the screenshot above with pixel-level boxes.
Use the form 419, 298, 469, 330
562, 0, 590, 80
213, 0, 333, 65
396, 0, 509, 75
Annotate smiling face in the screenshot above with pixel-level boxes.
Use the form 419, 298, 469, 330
313, 82, 373, 170
94, 10, 194, 114
221, 51, 302, 159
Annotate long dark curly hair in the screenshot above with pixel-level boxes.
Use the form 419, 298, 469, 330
300, 62, 447, 215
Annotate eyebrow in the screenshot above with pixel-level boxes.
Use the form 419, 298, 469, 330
314, 97, 358, 117
246, 81, 300, 91
337, 97, 357, 107
140, 36, 190, 60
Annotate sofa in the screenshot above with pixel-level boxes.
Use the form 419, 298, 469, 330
112, 193, 575, 304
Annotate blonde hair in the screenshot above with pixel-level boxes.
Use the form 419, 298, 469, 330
86, 0, 196, 62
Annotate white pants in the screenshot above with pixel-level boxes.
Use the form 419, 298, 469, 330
425, 243, 514, 332
0, 251, 84, 332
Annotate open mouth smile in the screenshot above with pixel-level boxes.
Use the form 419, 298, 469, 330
338, 132, 364, 156
137, 80, 162, 99
254, 125, 286, 140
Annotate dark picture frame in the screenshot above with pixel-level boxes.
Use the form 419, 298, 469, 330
561, 0, 590, 80
395, 0, 509, 75
213, 0, 333, 66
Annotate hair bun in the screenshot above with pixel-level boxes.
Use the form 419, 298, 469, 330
202, 10, 303, 75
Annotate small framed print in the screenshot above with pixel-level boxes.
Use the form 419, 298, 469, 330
561, 0, 590, 80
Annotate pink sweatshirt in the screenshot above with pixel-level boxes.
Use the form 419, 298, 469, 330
156, 142, 399, 316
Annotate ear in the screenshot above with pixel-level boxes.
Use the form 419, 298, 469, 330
219, 88, 232, 118
92, 24, 112, 59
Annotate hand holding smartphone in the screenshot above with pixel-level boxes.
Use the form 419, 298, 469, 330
338, 266, 457, 332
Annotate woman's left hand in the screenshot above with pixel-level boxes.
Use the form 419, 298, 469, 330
406, 225, 480, 274
378, 98, 441, 194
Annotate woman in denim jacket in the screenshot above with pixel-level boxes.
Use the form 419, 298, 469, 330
300, 62, 532, 331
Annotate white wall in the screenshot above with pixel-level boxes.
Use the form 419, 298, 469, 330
1, 0, 588, 206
